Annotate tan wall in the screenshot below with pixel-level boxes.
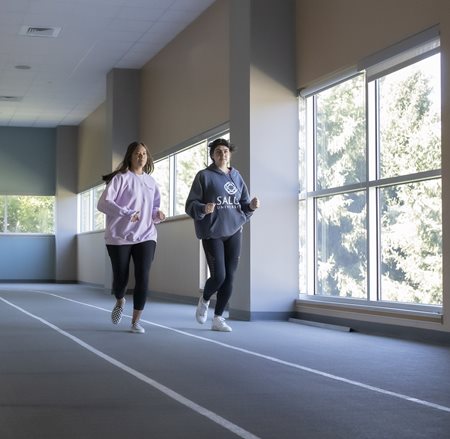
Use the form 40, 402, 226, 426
296, 0, 446, 88
150, 217, 201, 298
78, 103, 107, 192
140, 0, 229, 155
77, 232, 106, 285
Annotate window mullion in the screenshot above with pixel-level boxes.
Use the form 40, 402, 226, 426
305, 97, 315, 294
169, 155, 175, 217
367, 80, 378, 301
3, 196, 7, 233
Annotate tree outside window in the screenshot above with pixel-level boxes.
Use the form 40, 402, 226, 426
300, 52, 441, 306
1, 196, 54, 234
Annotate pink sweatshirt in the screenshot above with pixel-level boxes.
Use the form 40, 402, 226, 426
97, 171, 161, 245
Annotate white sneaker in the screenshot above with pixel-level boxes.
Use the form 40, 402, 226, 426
131, 322, 145, 334
196, 296, 210, 324
212, 316, 232, 332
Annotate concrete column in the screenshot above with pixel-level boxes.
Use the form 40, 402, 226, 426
229, 0, 299, 320
106, 68, 141, 170
55, 126, 78, 282
104, 68, 141, 289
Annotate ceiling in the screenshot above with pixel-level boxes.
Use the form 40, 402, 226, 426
0, 0, 215, 128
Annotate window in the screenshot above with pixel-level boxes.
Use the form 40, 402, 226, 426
153, 130, 230, 218
299, 31, 441, 306
152, 157, 170, 217
174, 142, 208, 216
152, 129, 229, 290
78, 185, 105, 233
0, 197, 4, 231
0, 195, 55, 234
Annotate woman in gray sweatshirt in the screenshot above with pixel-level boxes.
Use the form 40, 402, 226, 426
185, 138, 260, 331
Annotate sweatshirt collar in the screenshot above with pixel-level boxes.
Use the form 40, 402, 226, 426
208, 163, 233, 175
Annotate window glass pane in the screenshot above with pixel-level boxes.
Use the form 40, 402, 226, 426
174, 142, 207, 216
379, 54, 441, 178
153, 158, 170, 216
0, 196, 4, 232
316, 191, 367, 298
316, 75, 366, 189
6, 196, 54, 233
299, 200, 307, 294
298, 98, 307, 194
79, 191, 91, 233
93, 185, 105, 230
380, 179, 442, 305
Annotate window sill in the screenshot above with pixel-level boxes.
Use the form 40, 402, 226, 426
296, 296, 442, 324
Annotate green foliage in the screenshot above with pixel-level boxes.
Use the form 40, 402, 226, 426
4, 196, 54, 233
313, 56, 442, 305
175, 143, 208, 215
153, 158, 170, 215
380, 68, 441, 177
316, 75, 366, 189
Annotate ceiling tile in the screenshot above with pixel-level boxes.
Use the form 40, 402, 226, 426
0, 0, 214, 127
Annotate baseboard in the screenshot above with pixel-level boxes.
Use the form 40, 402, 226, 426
296, 312, 450, 345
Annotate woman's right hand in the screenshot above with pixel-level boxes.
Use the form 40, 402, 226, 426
204, 203, 216, 215
130, 211, 140, 222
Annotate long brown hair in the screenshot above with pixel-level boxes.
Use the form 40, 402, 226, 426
102, 141, 154, 184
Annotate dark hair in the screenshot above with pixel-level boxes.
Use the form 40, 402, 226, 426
208, 138, 235, 160
102, 141, 154, 184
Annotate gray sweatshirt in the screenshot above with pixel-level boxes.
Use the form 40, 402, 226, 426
185, 164, 254, 239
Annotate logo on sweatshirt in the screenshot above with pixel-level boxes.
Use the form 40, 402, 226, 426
224, 181, 238, 195
216, 181, 239, 209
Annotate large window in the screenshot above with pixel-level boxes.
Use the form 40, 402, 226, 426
153, 130, 230, 218
0, 195, 55, 234
299, 31, 441, 306
78, 185, 105, 233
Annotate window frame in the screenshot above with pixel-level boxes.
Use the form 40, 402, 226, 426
299, 32, 442, 311
153, 127, 230, 219
77, 184, 105, 234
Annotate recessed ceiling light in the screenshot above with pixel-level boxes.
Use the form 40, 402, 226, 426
15, 65, 31, 70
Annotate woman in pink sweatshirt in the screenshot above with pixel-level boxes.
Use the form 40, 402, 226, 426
97, 141, 166, 334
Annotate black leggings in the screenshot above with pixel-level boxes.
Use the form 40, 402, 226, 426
106, 240, 156, 311
202, 229, 242, 316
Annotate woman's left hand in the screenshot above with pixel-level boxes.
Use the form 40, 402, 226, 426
156, 210, 166, 221
250, 197, 260, 211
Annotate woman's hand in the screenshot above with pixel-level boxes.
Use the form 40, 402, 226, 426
204, 203, 216, 215
250, 197, 260, 211
130, 211, 140, 222
156, 210, 166, 221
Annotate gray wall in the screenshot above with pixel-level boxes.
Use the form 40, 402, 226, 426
55, 126, 78, 282
229, 0, 299, 320
0, 127, 56, 281
0, 235, 55, 281
0, 127, 55, 195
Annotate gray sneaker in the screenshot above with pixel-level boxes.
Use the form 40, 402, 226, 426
196, 296, 210, 324
131, 322, 145, 334
212, 316, 232, 332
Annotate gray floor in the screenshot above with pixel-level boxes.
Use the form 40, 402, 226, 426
0, 284, 449, 439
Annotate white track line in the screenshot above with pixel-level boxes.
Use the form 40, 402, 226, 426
5, 290, 450, 415
0, 296, 261, 439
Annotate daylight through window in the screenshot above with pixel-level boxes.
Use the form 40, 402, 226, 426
0, 195, 55, 234
299, 38, 442, 307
